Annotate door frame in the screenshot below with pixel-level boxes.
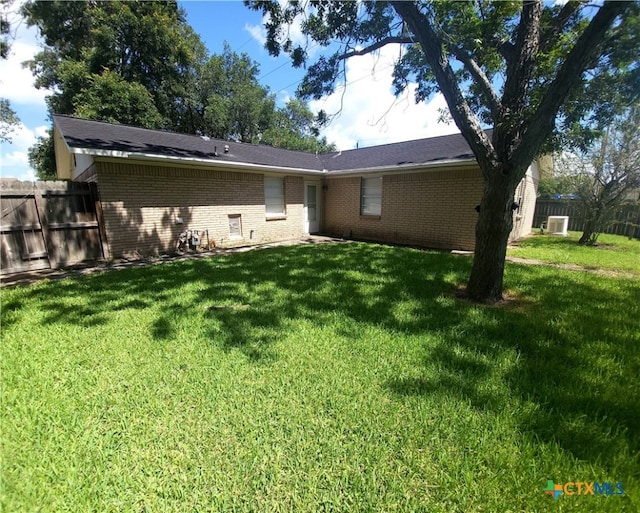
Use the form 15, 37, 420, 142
303, 180, 320, 234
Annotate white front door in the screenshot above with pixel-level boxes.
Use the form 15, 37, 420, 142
304, 182, 320, 234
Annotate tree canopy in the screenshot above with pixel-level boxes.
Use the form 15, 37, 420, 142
21, 0, 333, 177
0, 98, 19, 143
554, 104, 640, 245
0, 0, 14, 59
1, 0, 20, 142
247, 0, 640, 302
23, 0, 204, 131
261, 98, 335, 153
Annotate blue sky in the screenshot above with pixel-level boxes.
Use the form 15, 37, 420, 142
0, 1, 457, 181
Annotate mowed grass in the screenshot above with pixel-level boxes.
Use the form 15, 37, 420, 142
1, 242, 639, 512
508, 231, 640, 275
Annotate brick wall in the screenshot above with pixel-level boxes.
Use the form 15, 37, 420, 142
94, 161, 304, 257
323, 167, 485, 251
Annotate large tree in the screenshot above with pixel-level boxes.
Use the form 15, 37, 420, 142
28, 127, 56, 180
555, 105, 640, 245
22, 0, 204, 131
1, 0, 20, 142
21, 0, 334, 177
247, 0, 640, 303
261, 98, 335, 153
0, 98, 18, 143
21, 0, 205, 178
198, 44, 277, 143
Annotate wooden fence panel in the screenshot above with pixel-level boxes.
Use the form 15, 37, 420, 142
533, 199, 640, 239
1, 180, 105, 275
0, 192, 49, 274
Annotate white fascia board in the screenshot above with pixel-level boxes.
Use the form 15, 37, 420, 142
325, 158, 478, 177
84, 150, 324, 176
70, 147, 130, 159
71, 146, 477, 177
74, 148, 326, 176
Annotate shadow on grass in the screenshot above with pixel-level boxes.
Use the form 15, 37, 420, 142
6, 241, 639, 473
389, 264, 639, 474
0, 297, 24, 330
11, 242, 468, 355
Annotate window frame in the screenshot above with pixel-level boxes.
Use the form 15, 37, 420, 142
264, 176, 286, 218
360, 176, 382, 217
228, 214, 242, 239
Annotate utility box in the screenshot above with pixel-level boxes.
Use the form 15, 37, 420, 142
547, 216, 569, 236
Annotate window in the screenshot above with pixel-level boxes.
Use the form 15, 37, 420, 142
228, 214, 242, 238
265, 176, 285, 217
361, 177, 382, 216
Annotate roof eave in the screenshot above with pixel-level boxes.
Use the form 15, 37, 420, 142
70, 147, 327, 176
67, 146, 478, 176
325, 158, 478, 177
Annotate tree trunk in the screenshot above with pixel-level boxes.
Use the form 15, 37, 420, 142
466, 173, 520, 303
578, 198, 605, 245
579, 212, 600, 245
578, 229, 595, 245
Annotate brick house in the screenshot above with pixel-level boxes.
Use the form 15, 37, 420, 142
53, 115, 539, 258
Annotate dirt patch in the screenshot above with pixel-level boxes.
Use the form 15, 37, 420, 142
505, 256, 636, 278
452, 284, 535, 311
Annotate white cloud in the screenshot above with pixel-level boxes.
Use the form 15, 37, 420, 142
6, 121, 38, 148
0, 2, 49, 181
245, 1, 316, 57
34, 124, 49, 138
277, 89, 291, 106
0, 16, 48, 106
244, 23, 266, 47
0, 149, 35, 181
309, 44, 458, 150
0, 122, 46, 181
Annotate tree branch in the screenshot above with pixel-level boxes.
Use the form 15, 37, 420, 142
451, 48, 502, 119
502, 0, 542, 111
390, 1, 497, 176
540, 0, 582, 53
339, 36, 414, 59
520, 1, 629, 169
493, 0, 543, 165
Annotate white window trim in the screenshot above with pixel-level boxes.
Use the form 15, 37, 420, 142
265, 176, 286, 218
228, 214, 242, 239
361, 176, 382, 216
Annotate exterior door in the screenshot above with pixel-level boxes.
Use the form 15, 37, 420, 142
304, 182, 320, 234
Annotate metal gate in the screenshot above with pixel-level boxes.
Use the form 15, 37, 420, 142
1, 180, 106, 275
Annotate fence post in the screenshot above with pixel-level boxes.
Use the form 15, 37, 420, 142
32, 187, 53, 270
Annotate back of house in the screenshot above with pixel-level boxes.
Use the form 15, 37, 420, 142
52, 115, 539, 259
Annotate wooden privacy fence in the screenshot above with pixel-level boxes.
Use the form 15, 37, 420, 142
533, 199, 640, 239
1, 180, 106, 275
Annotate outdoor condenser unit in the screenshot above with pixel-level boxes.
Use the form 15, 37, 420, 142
547, 216, 569, 236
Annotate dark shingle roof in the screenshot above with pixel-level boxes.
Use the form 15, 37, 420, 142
53, 115, 324, 171
322, 134, 476, 172
54, 115, 479, 173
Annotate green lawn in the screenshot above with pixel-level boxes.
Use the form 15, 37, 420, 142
508, 231, 640, 275
1, 242, 639, 512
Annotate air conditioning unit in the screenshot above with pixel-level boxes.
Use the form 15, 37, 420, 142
547, 216, 569, 236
